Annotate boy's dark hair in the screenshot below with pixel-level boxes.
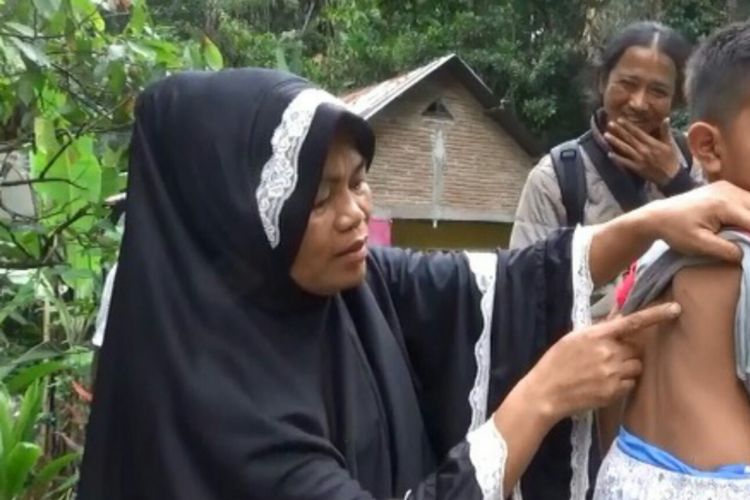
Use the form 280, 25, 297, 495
686, 21, 750, 125
594, 21, 692, 106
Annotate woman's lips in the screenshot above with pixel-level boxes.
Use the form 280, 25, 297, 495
336, 238, 368, 261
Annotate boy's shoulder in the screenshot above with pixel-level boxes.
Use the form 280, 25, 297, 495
616, 231, 749, 313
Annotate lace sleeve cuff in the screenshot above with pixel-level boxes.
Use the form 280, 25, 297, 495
571, 225, 595, 329
467, 419, 508, 500
569, 225, 596, 500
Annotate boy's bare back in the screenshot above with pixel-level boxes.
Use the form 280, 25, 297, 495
624, 264, 750, 469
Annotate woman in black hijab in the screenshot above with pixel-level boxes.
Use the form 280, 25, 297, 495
78, 68, 750, 500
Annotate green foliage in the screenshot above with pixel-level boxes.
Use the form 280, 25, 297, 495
0, 0, 220, 345
298, 0, 595, 144
0, 381, 78, 500
662, 0, 729, 43
158, 0, 737, 145
0, 1, 225, 495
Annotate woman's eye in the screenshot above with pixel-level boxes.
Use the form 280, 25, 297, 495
314, 187, 330, 208
350, 177, 367, 192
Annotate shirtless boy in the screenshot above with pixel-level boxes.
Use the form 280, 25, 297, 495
594, 21, 750, 499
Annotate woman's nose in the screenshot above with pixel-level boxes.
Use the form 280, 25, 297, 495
629, 88, 648, 111
335, 192, 365, 232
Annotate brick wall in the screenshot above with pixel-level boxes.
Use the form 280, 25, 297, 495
366, 68, 533, 222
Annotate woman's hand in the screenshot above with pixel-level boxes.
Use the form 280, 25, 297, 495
589, 180, 750, 287
489, 302, 680, 494
512, 302, 681, 423
604, 117, 680, 186
640, 181, 750, 263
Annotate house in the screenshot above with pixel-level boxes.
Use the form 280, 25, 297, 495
343, 54, 540, 250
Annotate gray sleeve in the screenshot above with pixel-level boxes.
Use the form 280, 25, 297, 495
508, 155, 567, 250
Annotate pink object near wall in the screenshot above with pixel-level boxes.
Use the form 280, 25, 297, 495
368, 217, 392, 246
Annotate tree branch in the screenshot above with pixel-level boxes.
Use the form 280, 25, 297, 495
0, 177, 84, 190
40, 205, 91, 259
55, 431, 84, 454
53, 206, 90, 236
0, 259, 62, 270
52, 63, 109, 115
37, 198, 81, 222
301, 1, 317, 34
0, 136, 32, 154
37, 134, 77, 180
0, 220, 37, 261
0, 197, 34, 221
0, 31, 65, 40
36, 94, 133, 180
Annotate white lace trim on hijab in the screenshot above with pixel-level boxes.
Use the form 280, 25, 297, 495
255, 88, 346, 248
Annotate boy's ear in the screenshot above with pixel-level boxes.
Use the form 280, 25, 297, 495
687, 121, 724, 181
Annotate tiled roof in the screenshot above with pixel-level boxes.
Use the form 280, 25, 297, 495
341, 54, 456, 119
339, 54, 540, 156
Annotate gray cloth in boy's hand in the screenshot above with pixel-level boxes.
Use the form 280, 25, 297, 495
621, 230, 750, 396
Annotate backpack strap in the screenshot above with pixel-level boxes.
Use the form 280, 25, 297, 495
550, 137, 587, 227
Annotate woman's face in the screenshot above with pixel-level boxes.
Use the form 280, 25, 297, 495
601, 45, 677, 134
290, 129, 372, 296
